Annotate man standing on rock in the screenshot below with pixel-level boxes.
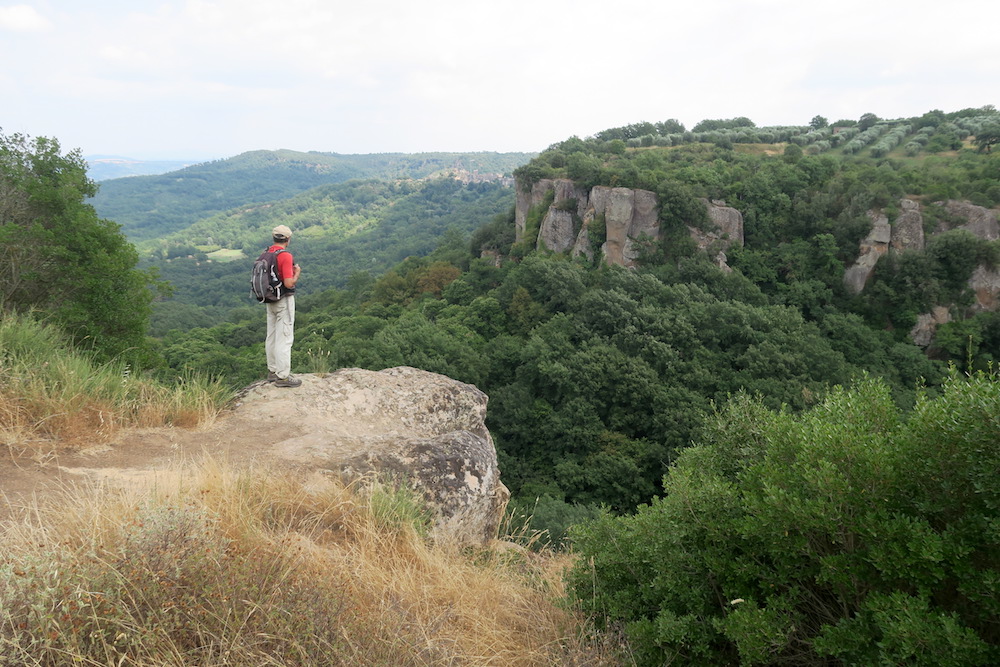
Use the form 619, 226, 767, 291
265, 224, 302, 388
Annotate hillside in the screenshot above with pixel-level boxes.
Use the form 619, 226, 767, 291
142, 177, 518, 331
90, 149, 534, 242
5, 109, 1000, 665
44, 105, 1000, 519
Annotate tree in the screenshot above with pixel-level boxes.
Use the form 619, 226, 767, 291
569, 374, 1000, 666
0, 130, 158, 363
973, 123, 1000, 153
809, 114, 829, 130
655, 119, 686, 135
782, 143, 803, 163
858, 112, 881, 131
692, 117, 756, 133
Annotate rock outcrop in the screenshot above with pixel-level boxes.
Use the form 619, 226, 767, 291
939, 200, 1000, 240
844, 210, 892, 294
591, 186, 660, 267
690, 199, 745, 272
969, 266, 1000, 312
910, 306, 952, 348
536, 179, 589, 254
845, 198, 1000, 346
891, 198, 925, 252
515, 178, 743, 269
234, 367, 509, 545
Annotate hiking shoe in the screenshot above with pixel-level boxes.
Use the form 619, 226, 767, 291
274, 375, 302, 388
267, 371, 278, 382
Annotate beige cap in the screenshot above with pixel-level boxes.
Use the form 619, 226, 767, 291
272, 224, 293, 239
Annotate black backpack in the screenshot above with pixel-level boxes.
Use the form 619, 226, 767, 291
250, 248, 286, 303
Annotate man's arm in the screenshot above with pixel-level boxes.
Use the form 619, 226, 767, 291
278, 251, 301, 289
283, 263, 301, 289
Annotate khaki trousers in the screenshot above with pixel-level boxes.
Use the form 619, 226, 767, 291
265, 295, 295, 380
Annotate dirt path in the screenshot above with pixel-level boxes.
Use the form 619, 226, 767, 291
0, 391, 307, 520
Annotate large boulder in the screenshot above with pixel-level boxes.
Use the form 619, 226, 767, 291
234, 367, 509, 545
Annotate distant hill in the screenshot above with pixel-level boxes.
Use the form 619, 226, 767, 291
142, 177, 517, 326
85, 155, 205, 181
90, 149, 535, 242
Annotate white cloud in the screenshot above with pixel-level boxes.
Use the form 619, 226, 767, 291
0, 4, 51, 31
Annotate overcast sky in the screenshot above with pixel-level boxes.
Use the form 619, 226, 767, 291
2, 0, 997, 160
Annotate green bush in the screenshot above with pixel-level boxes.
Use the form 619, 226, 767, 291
567, 373, 1000, 666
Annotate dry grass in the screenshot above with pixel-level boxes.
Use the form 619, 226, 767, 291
0, 460, 625, 665
0, 312, 229, 449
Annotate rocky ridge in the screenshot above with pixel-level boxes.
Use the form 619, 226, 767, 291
843, 199, 1000, 345
514, 178, 743, 268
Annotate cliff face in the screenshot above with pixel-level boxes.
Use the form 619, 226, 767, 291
690, 199, 745, 272
515, 178, 743, 269
844, 199, 1000, 345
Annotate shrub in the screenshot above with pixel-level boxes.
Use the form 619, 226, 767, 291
568, 373, 1000, 666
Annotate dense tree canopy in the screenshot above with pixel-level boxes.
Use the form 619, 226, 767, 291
139, 106, 1000, 521
569, 372, 1000, 665
0, 130, 157, 362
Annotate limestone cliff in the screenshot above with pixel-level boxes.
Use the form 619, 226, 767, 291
843, 209, 892, 294
690, 199, 745, 272
515, 178, 743, 269
844, 198, 1000, 346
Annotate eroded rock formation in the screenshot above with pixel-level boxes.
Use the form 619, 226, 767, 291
891, 198, 924, 252
846, 199, 1000, 346
844, 210, 892, 294
940, 200, 1000, 240
690, 199, 745, 272
515, 178, 743, 269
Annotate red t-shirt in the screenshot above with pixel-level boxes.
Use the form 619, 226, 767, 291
268, 244, 295, 293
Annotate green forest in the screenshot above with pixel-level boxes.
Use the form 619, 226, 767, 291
4, 105, 1000, 664
130, 106, 1000, 515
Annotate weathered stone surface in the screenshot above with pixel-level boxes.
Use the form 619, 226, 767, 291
536, 179, 590, 252
515, 178, 589, 251
514, 179, 744, 270
844, 211, 892, 294
572, 217, 595, 261
941, 200, 999, 240
910, 306, 952, 348
234, 367, 509, 545
537, 208, 577, 253
479, 250, 502, 267
514, 179, 556, 242
891, 198, 925, 252
589, 186, 659, 267
969, 266, 1000, 312
706, 199, 745, 246
689, 200, 744, 271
